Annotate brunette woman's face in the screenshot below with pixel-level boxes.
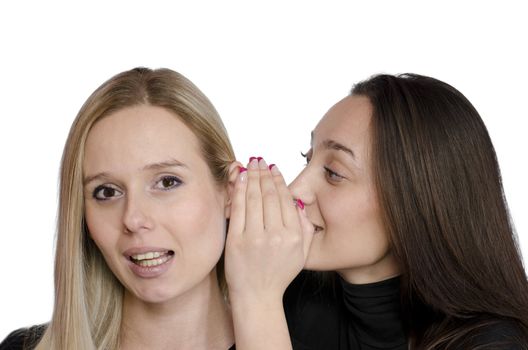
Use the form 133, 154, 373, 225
289, 95, 399, 283
83, 105, 229, 303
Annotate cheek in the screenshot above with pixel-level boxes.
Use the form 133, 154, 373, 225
84, 202, 122, 257
323, 187, 389, 260
162, 191, 226, 255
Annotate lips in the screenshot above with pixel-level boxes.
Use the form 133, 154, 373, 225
123, 247, 175, 277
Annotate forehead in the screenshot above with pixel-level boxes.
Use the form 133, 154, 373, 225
84, 105, 202, 171
314, 95, 373, 144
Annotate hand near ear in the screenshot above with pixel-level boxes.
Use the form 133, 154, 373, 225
224, 157, 314, 350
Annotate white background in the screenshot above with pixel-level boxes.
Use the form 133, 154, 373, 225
1, 1, 527, 340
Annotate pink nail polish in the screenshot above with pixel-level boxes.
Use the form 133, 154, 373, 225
296, 199, 305, 210
257, 157, 263, 161
249, 157, 258, 162
239, 166, 247, 173
268, 164, 276, 170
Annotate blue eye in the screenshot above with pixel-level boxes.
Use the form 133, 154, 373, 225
93, 185, 123, 201
324, 166, 344, 182
155, 176, 182, 190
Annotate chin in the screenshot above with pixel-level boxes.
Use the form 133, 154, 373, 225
129, 285, 182, 304
303, 256, 337, 271
304, 253, 360, 272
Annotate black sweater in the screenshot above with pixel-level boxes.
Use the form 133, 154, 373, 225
0, 325, 45, 350
284, 272, 407, 350
284, 271, 527, 350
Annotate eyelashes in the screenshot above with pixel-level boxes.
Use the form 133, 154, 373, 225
323, 166, 344, 182
91, 175, 183, 201
154, 175, 182, 191
93, 185, 122, 201
301, 150, 312, 164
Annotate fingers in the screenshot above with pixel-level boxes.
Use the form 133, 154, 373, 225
270, 164, 313, 258
260, 160, 283, 229
225, 157, 313, 301
227, 166, 248, 237
245, 157, 264, 233
270, 165, 299, 229
243, 157, 310, 251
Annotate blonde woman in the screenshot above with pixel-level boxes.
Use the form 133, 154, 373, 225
1, 67, 241, 349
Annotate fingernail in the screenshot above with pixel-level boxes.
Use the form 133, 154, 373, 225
239, 166, 247, 173
270, 164, 281, 175
239, 170, 247, 182
249, 157, 259, 169
296, 199, 305, 210
258, 158, 268, 170
268, 164, 276, 170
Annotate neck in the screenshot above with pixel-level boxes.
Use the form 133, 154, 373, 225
338, 250, 401, 284
120, 272, 234, 350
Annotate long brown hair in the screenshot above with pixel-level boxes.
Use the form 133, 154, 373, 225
352, 74, 528, 348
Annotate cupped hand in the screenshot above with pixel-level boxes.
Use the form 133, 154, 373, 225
225, 157, 314, 304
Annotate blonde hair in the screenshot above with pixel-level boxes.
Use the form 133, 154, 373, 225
35, 68, 235, 349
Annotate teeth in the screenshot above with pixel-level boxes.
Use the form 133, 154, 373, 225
136, 254, 171, 267
131, 251, 166, 261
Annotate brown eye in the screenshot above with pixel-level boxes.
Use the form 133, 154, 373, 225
93, 185, 122, 200
162, 177, 175, 188
324, 166, 344, 182
155, 176, 182, 190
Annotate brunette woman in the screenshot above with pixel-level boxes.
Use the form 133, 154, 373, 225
226, 74, 528, 349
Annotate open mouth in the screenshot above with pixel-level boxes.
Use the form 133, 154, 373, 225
129, 250, 175, 267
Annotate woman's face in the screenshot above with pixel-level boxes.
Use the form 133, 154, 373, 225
83, 105, 228, 303
290, 95, 399, 283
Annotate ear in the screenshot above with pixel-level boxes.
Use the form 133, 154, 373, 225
224, 160, 244, 218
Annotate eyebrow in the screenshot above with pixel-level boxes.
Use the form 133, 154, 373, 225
323, 140, 356, 159
311, 131, 356, 160
142, 158, 187, 171
83, 158, 187, 186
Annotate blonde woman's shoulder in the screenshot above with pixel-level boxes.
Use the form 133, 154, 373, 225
0, 324, 47, 350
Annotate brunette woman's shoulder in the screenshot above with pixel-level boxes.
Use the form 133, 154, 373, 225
0, 324, 46, 350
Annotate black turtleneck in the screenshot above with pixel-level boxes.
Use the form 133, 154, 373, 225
284, 271, 407, 350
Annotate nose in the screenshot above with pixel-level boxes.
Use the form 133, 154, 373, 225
122, 193, 153, 234
288, 167, 316, 206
